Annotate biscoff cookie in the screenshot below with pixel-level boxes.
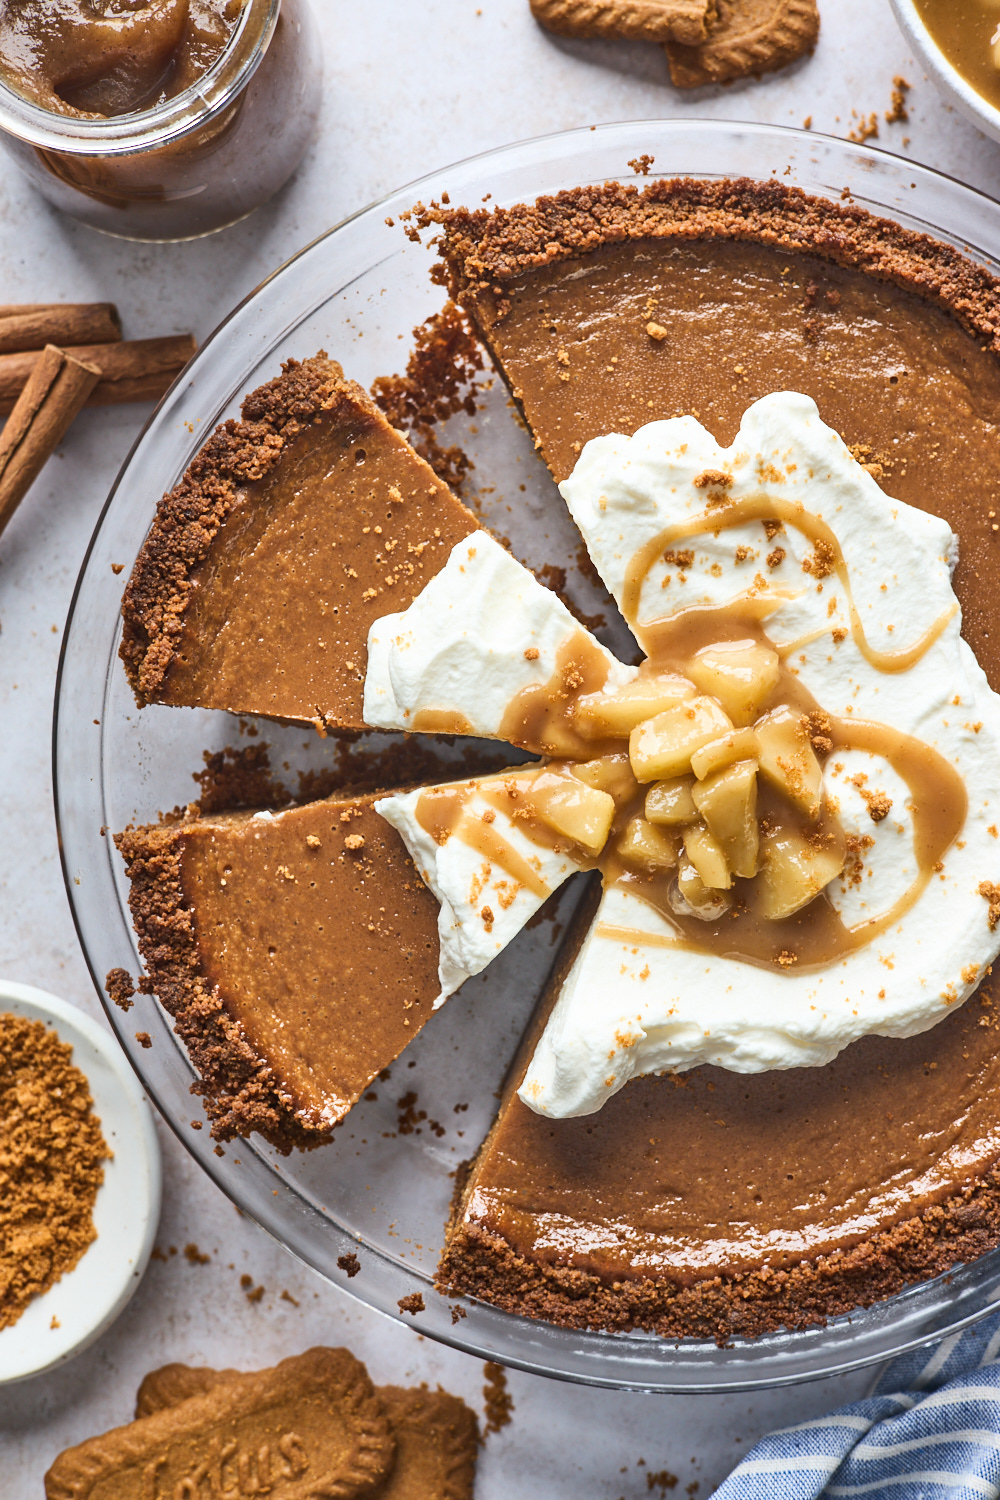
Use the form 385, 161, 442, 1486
136, 1361, 479, 1499
45, 1347, 394, 1500
665, 0, 819, 87
531, 0, 714, 45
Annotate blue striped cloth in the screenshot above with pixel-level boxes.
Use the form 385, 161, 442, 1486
715, 1313, 1000, 1498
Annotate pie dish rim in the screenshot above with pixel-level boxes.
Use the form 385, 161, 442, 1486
53, 117, 1000, 1392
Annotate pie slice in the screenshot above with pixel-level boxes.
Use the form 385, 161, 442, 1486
438, 879, 1000, 1340
115, 790, 443, 1151
119, 355, 478, 731
116, 755, 597, 1148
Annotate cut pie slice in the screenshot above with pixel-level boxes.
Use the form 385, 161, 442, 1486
115, 790, 443, 1151
120, 354, 478, 731
116, 759, 596, 1149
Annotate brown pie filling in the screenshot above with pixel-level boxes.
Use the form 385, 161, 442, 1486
432, 181, 1000, 1336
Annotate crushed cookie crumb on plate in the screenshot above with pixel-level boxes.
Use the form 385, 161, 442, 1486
0, 980, 160, 1384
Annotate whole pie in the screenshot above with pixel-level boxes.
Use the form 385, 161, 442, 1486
117, 175, 1000, 1342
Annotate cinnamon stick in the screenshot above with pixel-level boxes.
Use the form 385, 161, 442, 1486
0, 334, 196, 414
0, 345, 100, 540
0, 302, 121, 355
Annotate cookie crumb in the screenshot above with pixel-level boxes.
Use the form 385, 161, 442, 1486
105, 967, 135, 1012
482, 1361, 514, 1434
886, 75, 910, 125
979, 881, 1000, 930
0, 1016, 110, 1333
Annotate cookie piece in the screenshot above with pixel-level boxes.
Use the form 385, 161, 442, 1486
46, 1347, 394, 1500
377, 1387, 478, 1500
531, 0, 713, 45
136, 1363, 479, 1499
665, 0, 818, 87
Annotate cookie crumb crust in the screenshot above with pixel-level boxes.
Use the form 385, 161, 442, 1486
427, 177, 1000, 352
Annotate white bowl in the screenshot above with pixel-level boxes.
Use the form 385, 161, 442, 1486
890, 0, 1000, 144
0, 980, 161, 1383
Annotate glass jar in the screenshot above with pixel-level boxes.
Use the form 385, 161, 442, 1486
0, 0, 321, 241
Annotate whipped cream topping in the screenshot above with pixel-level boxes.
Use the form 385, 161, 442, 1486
375, 773, 586, 1007
519, 393, 1000, 1116
364, 529, 635, 738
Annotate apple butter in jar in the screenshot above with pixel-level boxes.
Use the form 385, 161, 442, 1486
0, 0, 320, 239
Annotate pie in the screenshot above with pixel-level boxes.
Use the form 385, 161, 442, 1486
118, 174, 1000, 1337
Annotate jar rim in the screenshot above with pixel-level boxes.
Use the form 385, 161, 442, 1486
0, 0, 281, 157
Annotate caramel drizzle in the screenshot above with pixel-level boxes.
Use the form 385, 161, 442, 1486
497, 630, 616, 757
411, 708, 476, 735
414, 770, 600, 901
598, 707, 966, 974
407, 493, 967, 975
622, 492, 957, 675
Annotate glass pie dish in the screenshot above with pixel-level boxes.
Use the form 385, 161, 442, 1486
55, 119, 1000, 1393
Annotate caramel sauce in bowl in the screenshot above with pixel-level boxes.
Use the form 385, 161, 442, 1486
892, 0, 1000, 146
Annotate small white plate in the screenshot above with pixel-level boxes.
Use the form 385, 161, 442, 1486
0, 979, 161, 1383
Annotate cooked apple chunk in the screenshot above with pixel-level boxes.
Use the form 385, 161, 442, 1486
687, 640, 780, 725
692, 760, 759, 879
617, 815, 680, 870
755, 707, 824, 817
675, 855, 732, 919
683, 823, 732, 889
528, 771, 615, 853
574, 672, 695, 737
690, 726, 759, 780
756, 829, 845, 919
645, 775, 697, 825
570, 752, 640, 807
629, 697, 734, 782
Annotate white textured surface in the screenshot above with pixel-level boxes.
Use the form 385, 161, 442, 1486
3, 0, 999, 1491
522, 394, 1000, 1114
